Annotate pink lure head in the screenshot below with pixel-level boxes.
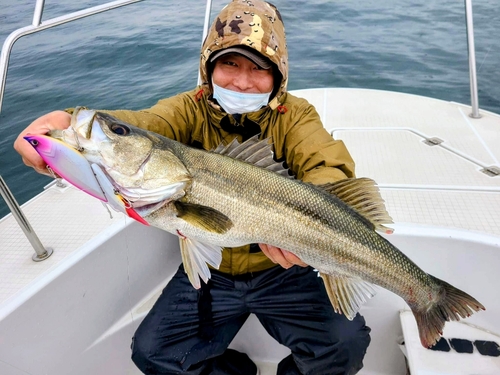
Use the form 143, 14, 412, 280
25, 134, 149, 226
25, 134, 107, 201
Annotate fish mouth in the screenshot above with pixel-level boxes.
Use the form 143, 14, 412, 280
49, 107, 108, 156
95, 165, 187, 216
48, 126, 82, 151
132, 200, 169, 217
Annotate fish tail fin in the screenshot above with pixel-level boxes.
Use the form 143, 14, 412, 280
412, 275, 485, 348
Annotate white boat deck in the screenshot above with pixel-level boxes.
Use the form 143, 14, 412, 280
0, 184, 128, 310
296, 88, 500, 235
1, 88, 499, 375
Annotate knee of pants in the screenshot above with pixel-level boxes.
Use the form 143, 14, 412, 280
340, 328, 371, 359
328, 319, 371, 374
296, 318, 371, 374
131, 331, 207, 375
130, 333, 156, 372
335, 317, 371, 358
130, 331, 179, 374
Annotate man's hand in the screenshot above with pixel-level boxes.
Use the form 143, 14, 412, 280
258, 244, 308, 269
14, 111, 72, 176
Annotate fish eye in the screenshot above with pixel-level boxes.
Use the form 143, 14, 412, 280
29, 139, 39, 147
110, 124, 130, 136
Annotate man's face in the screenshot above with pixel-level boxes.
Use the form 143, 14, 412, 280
212, 53, 274, 94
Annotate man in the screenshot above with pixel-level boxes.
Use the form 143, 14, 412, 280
14, 1, 371, 374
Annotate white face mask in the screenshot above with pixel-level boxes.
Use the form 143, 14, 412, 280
212, 82, 272, 114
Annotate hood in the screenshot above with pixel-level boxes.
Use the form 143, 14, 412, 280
200, 0, 288, 109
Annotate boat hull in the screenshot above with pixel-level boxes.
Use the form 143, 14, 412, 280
1, 219, 498, 375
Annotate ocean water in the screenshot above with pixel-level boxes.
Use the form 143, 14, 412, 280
0, 0, 499, 219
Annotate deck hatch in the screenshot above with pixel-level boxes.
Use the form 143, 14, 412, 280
480, 166, 500, 177
422, 137, 444, 146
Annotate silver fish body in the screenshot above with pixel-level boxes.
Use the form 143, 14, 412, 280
47, 108, 484, 348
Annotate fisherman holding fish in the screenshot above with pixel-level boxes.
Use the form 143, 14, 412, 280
15, 0, 403, 374
17, 0, 487, 372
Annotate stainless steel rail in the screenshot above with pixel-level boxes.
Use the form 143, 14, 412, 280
0, 0, 144, 112
465, 0, 480, 118
0, 0, 144, 261
197, 0, 213, 86
0, 176, 53, 261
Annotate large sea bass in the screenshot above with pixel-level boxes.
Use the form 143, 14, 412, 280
25, 107, 484, 348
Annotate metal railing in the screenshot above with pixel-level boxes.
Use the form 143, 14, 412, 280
0, 0, 485, 260
0, 0, 145, 261
0, 0, 145, 112
0, 176, 53, 261
465, 0, 480, 118
198, 0, 214, 86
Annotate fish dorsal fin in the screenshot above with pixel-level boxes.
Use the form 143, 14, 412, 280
320, 273, 377, 320
213, 137, 240, 154
212, 135, 291, 178
174, 201, 233, 234
179, 237, 223, 289
318, 177, 394, 234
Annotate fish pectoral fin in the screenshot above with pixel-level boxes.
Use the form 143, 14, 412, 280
179, 237, 223, 289
320, 273, 377, 320
318, 177, 394, 234
174, 201, 233, 234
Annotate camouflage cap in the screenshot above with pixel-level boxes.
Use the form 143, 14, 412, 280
200, 0, 288, 109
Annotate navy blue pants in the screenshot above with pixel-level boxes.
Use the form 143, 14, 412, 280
131, 264, 370, 375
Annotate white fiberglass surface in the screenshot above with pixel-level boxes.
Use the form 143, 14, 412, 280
2, 223, 496, 375
0, 184, 127, 309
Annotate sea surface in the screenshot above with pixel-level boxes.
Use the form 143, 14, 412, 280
1, 0, 499, 219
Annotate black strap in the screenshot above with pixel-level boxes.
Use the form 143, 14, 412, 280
197, 279, 214, 339
249, 243, 262, 253
219, 115, 261, 141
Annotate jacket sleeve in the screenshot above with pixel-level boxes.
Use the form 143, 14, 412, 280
282, 98, 356, 184
69, 91, 198, 144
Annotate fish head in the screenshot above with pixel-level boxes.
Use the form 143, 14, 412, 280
26, 107, 191, 223
62, 108, 191, 212
60, 108, 155, 182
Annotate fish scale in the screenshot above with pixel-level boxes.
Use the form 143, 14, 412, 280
168, 142, 446, 299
